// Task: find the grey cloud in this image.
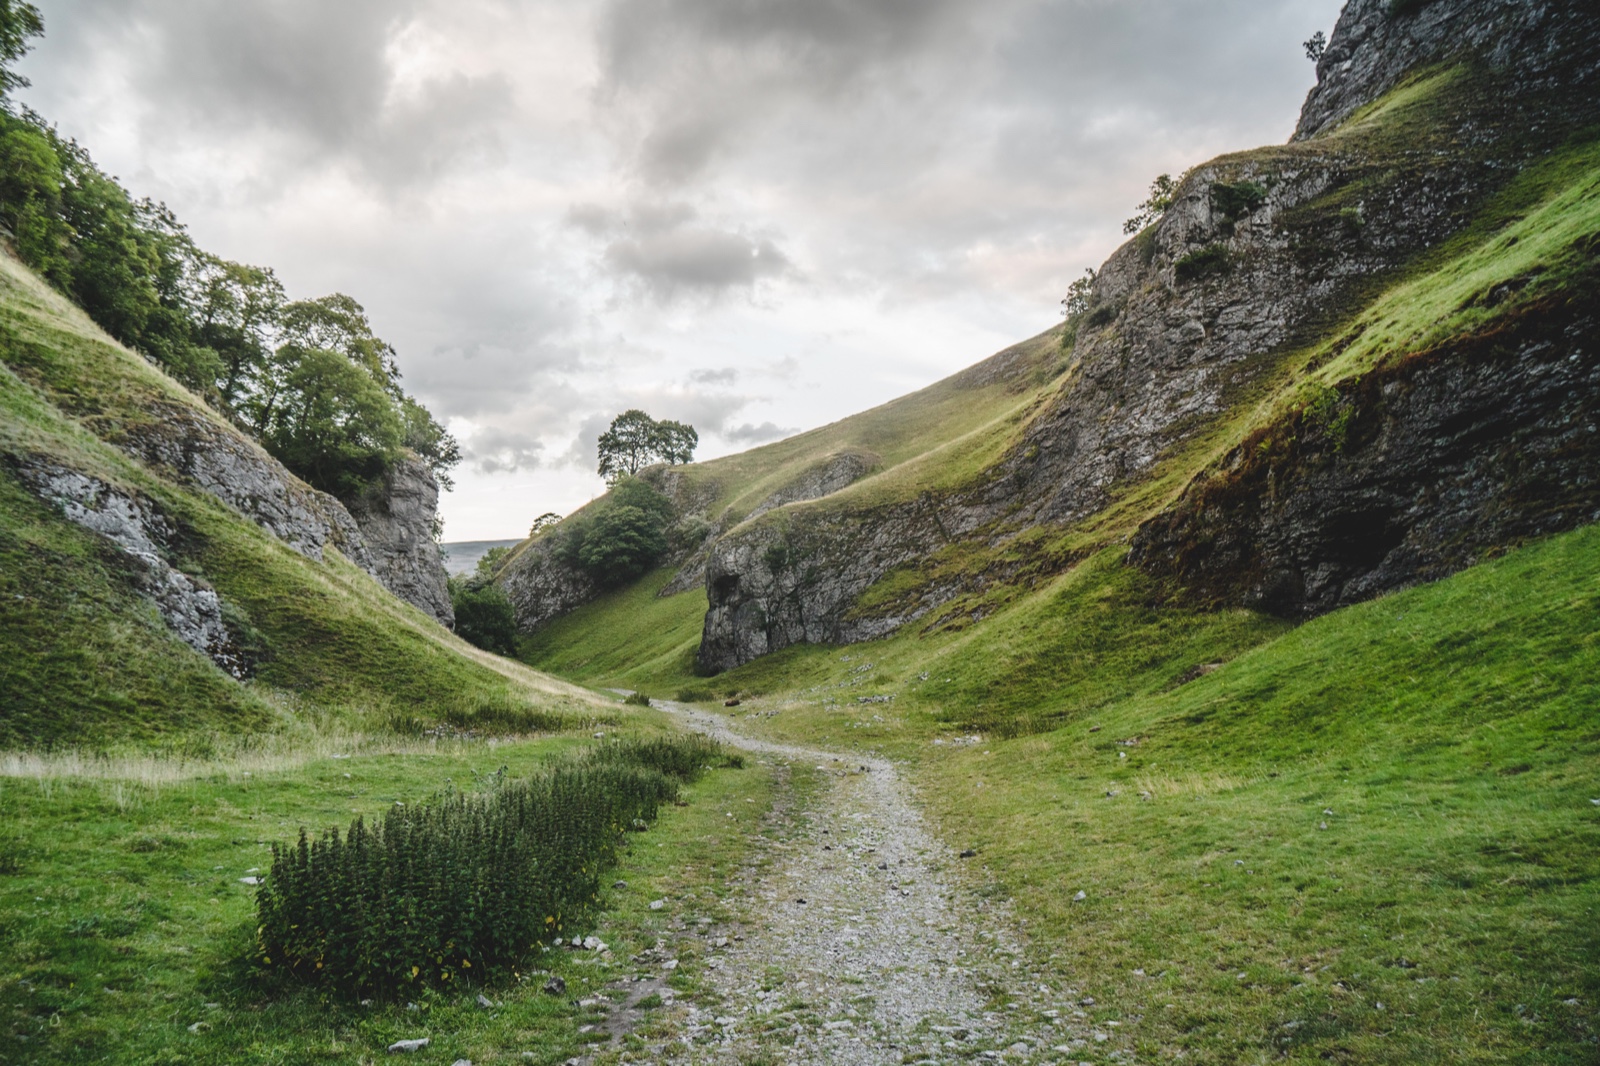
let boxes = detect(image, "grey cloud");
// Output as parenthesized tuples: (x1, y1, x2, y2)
(597, 0, 987, 182)
(559, 411, 614, 473)
(605, 228, 790, 297)
(689, 367, 739, 385)
(723, 421, 795, 444)
(571, 198, 794, 298)
(468, 427, 546, 475)
(30, 0, 509, 191)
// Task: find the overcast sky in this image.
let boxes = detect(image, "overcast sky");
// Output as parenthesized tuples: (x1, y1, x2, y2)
(18, 0, 1342, 540)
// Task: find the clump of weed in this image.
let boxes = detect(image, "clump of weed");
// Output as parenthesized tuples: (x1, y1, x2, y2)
(622, 690, 653, 707)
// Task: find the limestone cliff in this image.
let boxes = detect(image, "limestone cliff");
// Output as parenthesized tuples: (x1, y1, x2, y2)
(693, 0, 1600, 673)
(345, 455, 455, 628)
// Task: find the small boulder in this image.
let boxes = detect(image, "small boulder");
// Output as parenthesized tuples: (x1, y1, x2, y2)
(542, 975, 567, 996)
(387, 1037, 430, 1053)
(958, 849, 977, 858)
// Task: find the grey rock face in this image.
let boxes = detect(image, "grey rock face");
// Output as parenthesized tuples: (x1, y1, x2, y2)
(1295, 0, 1600, 141)
(747, 452, 875, 521)
(15, 460, 252, 677)
(498, 535, 601, 633)
(117, 401, 452, 626)
(1129, 307, 1600, 615)
(346, 454, 454, 627)
(119, 401, 373, 570)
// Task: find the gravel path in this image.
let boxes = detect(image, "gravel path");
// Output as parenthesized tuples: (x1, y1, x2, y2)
(639, 701, 1111, 1065)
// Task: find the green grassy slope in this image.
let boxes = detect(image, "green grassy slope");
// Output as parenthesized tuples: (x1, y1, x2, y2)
(0, 250, 597, 748)
(914, 521, 1600, 1064)
(0, 730, 773, 1065)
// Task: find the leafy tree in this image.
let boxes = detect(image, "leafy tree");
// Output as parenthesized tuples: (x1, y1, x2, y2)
(0, 119, 69, 285)
(450, 577, 519, 656)
(577, 505, 668, 587)
(558, 477, 673, 587)
(1123, 172, 1184, 235)
(0, 0, 42, 95)
(189, 255, 284, 406)
(0, 19, 463, 506)
(1304, 31, 1327, 61)
(256, 347, 405, 497)
(529, 512, 563, 537)
(596, 409, 697, 482)
(277, 293, 401, 391)
(400, 395, 461, 489)
(1060, 268, 1097, 318)
(475, 545, 513, 579)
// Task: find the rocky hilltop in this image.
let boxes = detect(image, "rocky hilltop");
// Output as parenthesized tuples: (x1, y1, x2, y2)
(689, 0, 1599, 672)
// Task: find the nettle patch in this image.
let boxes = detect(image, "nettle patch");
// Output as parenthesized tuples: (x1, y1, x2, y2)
(254, 735, 727, 998)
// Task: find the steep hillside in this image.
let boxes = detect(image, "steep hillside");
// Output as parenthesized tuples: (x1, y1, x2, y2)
(512, 0, 1600, 688)
(0, 248, 596, 747)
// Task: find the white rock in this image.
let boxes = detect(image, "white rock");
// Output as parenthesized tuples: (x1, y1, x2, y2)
(1073, 890, 1087, 902)
(239, 877, 261, 885)
(387, 1037, 429, 1053)
(649, 899, 666, 910)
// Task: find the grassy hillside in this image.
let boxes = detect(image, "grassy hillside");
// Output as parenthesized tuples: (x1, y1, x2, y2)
(653, 518, 1600, 1064)
(0, 248, 597, 747)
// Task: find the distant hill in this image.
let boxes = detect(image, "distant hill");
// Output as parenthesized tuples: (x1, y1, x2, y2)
(441, 538, 525, 577)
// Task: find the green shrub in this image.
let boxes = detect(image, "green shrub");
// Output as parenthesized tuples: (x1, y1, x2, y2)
(450, 579, 519, 656)
(562, 478, 674, 588)
(254, 736, 719, 998)
(1211, 180, 1268, 223)
(622, 691, 652, 706)
(1174, 244, 1232, 283)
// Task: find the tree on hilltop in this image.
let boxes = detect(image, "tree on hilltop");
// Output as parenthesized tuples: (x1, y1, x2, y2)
(596, 409, 697, 483)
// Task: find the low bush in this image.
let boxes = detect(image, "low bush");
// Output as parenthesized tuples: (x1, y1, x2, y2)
(1174, 243, 1232, 283)
(253, 736, 719, 998)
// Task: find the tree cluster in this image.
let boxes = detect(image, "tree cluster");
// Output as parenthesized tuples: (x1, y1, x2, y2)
(596, 409, 697, 483)
(0, 9, 457, 501)
(556, 476, 674, 589)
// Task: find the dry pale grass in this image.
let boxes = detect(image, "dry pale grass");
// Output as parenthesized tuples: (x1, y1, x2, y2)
(0, 729, 521, 786)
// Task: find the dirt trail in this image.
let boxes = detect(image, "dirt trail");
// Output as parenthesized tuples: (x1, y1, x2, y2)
(642, 701, 1110, 1065)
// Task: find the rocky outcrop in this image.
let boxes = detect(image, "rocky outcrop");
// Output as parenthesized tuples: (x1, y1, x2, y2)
(500, 453, 881, 632)
(345, 454, 454, 627)
(1295, 0, 1600, 141)
(499, 536, 601, 633)
(14, 458, 254, 678)
(115, 401, 453, 626)
(1129, 303, 1600, 615)
(693, 0, 1600, 673)
(747, 452, 876, 521)
(117, 400, 373, 569)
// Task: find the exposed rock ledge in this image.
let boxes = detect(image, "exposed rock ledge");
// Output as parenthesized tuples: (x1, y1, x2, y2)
(14, 459, 254, 678)
(116, 401, 453, 627)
